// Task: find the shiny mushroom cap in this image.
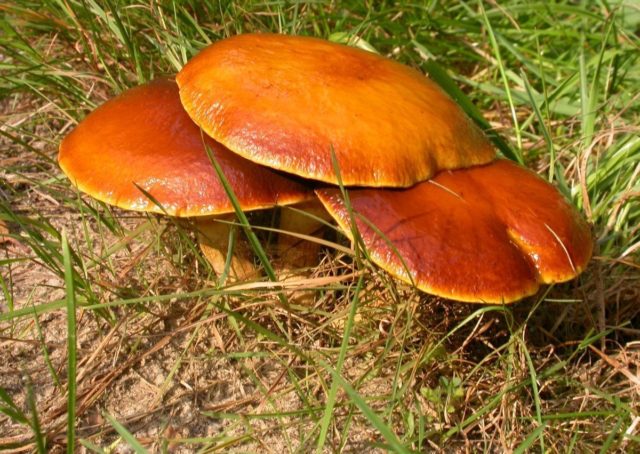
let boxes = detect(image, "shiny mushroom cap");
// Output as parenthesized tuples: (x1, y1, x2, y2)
(58, 79, 312, 217)
(176, 33, 496, 187)
(317, 160, 592, 304)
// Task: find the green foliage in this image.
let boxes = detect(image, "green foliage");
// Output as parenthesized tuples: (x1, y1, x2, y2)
(0, 0, 638, 452)
(420, 375, 465, 417)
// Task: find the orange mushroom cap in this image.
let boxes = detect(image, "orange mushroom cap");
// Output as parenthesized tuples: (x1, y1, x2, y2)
(176, 33, 496, 187)
(58, 79, 311, 217)
(316, 160, 592, 304)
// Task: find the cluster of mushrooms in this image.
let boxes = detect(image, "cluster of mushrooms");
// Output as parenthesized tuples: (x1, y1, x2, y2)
(59, 34, 592, 304)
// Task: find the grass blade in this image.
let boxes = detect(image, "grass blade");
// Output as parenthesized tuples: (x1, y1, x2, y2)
(202, 144, 278, 285)
(62, 231, 77, 454)
(479, 2, 523, 162)
(513, 423, 547, 454)
(25, 377, 47, 453)
(103, 412, 149, 453)
(0, 388, 29, 425)
(316, 274, 364, 452)
(414, 43, 519, 162)
(522, 71, 555, 180)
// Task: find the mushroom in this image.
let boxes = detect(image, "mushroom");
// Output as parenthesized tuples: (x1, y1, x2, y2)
(174, 33, 592, 303)
(176, 33, 495, 187)
(58, 79, 312, 279)
(316, 160, 592, 303)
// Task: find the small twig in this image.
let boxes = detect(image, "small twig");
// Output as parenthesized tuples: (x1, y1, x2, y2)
(588, 344, 640, 390)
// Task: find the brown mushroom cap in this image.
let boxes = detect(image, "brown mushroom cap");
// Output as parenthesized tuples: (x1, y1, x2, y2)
(58, 79, 311, 217)
(316, 160, 592, 303)
(176, 33, 496, 187)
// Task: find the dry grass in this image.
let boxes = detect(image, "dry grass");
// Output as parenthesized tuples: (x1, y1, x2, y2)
(1, 1, 639, 452)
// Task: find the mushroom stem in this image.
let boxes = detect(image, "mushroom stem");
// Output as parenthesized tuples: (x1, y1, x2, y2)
(277, 199, 330, 270)
(195, 215, 257, 281)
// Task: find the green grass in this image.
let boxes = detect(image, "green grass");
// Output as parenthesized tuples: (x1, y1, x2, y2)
(62, 230, 77, 453)
(1, 0, 639, 452)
